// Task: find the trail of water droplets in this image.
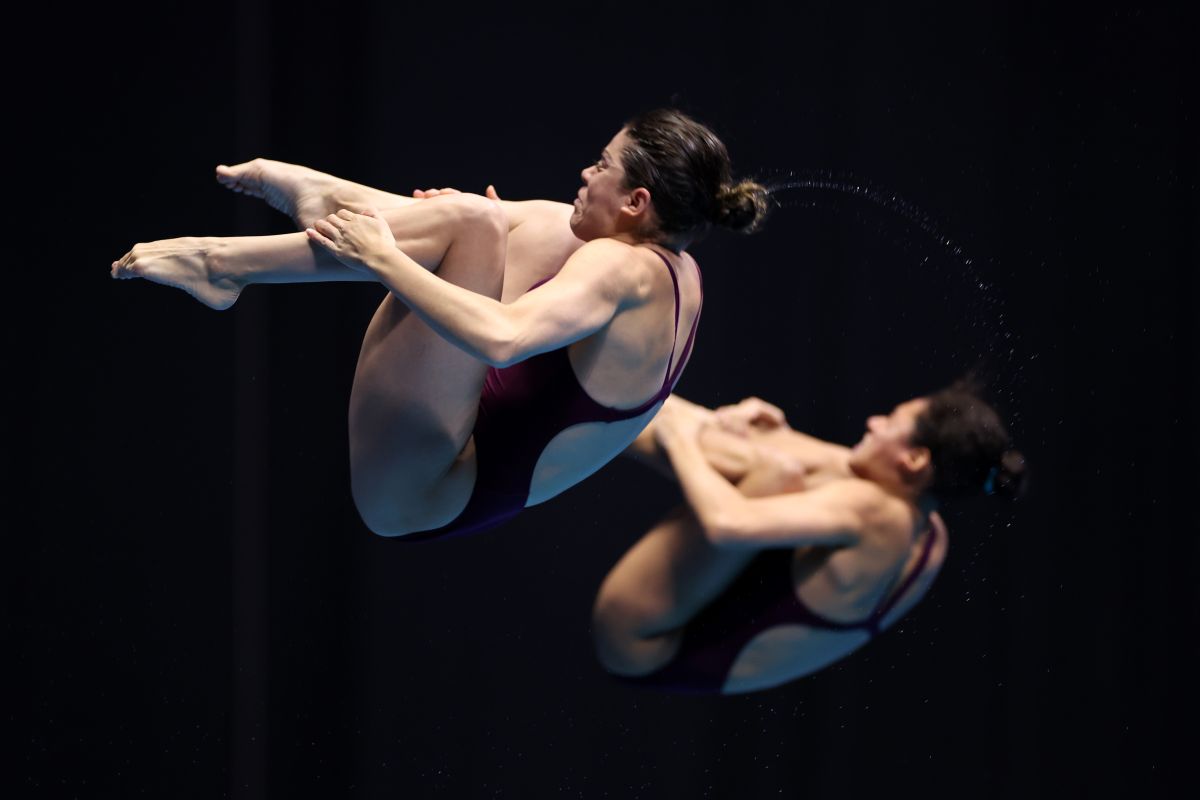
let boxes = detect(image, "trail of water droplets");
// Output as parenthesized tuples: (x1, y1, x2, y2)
(764, 169, 1030, 549)
(763, 169, 1026, 423)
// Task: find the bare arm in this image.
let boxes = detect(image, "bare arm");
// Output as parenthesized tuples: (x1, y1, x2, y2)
(654, 408, 867, 550)
(624, 395, 769, 481)
(309, 212, 645, 367)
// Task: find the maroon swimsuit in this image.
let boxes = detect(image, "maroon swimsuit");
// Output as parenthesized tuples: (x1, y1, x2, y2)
(619, 524, 939, 693)
(401, 251, 702, 542)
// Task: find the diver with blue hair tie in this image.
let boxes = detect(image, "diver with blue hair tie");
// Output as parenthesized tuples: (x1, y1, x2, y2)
(594, 381, 1026, 695)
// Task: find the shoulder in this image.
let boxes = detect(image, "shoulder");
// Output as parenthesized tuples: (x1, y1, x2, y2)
(679, 250, 701, 280)
(818, 478, 913, 542)
(562, 240, 662, 294)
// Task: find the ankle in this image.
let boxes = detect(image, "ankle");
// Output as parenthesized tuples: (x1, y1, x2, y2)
(205, 239, 244, 287)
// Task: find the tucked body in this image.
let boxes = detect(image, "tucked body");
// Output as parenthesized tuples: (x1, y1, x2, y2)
(594, 388, 1023, 694)
(113, 111, 767, 539)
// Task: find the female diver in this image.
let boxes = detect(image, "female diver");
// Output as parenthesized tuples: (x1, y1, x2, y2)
(593, 386, 1025, 694)
(111, 110, 769, 539)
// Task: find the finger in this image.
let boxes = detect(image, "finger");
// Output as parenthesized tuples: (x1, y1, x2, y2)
(305, 227, 336, 249)
(715, 409, 749, 435)
(413, 189, 427, 198)
(361, 206, 379, 218)
(485, 184, 502, 201)
(749, 397, 784, 419)
(336, 209, 356, 221)
(757, 401, 785, 424)
(313, 218, 341, 237)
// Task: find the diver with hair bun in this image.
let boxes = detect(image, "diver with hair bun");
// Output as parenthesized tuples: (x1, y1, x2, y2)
(594, 382, 1026, 694)
(113, 110, 768, 540)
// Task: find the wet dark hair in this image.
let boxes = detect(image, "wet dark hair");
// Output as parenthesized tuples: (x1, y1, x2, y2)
(620, 109, 770, 237)
(911, 380, 1027, 500)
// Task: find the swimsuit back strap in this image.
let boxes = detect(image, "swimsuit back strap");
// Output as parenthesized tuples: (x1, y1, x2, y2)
(652, 250, 682, 389)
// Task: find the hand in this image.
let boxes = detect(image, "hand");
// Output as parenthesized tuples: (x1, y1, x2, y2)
(412, 186, 460, 198)
(652, 399, 712, 448)
(413, 185, 503, 201)
(305, 208, 396, 273)
(714, 397, 786, 436)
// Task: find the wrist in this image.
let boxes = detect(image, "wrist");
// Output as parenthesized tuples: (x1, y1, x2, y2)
(362, 245, 399, 275)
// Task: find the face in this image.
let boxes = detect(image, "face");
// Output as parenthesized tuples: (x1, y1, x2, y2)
(570, 128, 638, 241)
(849, 397, 930, 472)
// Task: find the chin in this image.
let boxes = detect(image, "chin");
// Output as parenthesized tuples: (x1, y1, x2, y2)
(569, 217, 601, 242)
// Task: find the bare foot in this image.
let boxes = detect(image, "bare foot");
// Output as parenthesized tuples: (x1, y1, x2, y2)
(216, 158, 371, 229)
(111, 237, 242, 310)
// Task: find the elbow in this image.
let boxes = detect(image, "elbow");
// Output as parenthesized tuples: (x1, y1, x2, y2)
(701, 511, 751, 550)
(478, 316, 525, 368)
(484, 311, 546, 368)
(486, 337, 522, 368)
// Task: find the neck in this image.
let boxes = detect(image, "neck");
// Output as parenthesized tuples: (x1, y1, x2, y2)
(611, 232, 690, 256)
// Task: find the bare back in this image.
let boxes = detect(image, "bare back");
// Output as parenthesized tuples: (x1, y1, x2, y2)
(499, 221, 703, 504)
(724, 509, 947, 693)
(712, 424, 948, 691)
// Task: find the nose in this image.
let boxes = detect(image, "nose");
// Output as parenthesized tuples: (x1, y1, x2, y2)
(866, 415, 885, 432)
(581, 164, 595, 183)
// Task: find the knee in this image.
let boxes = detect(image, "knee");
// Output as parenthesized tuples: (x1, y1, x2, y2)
(350, 479, 457, 539)
(444, 192, 507, 240)
(591, 592, 654, 676)
(350, 487, 413, 538)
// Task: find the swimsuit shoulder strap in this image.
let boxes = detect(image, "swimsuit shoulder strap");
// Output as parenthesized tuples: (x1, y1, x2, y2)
(648, 249, 703, 398)
(866, 522, 938, 636)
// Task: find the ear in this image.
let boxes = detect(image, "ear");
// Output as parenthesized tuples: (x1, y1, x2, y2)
(899, 446, 933, 485)
(621, 187, 653, 221)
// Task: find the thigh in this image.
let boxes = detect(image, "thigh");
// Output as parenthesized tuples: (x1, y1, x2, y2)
(596, 507, 756, 637)
(592, 507, 755, 674)
(347, 198, 508, 535)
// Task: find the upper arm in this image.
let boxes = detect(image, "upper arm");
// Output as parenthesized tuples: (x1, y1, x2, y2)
(706, 480, 874, 550)
(496, 240, 646, 366)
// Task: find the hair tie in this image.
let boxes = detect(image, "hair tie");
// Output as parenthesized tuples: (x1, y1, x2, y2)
(983, 465, 1000, 495)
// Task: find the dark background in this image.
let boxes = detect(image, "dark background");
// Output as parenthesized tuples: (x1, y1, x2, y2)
(8, 1, 1196, 797)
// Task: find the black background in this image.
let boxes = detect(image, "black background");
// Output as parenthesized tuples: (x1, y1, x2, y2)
(8, 1, 1196, 797)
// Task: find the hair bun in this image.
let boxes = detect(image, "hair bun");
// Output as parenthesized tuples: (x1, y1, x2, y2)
(714, 180, 771, 233)
(992, 449, 1028, 499)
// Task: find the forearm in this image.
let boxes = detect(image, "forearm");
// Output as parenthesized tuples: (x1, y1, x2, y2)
(658, 428, 752, 540)
(660, 429, 860, 549)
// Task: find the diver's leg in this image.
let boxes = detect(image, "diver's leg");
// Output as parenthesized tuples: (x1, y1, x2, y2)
(215, 158, 418, 229)
(111, 194, 500, 310)
(592, 457, 805, 675)
(623, 396, 765, 482)
(346, 194, 509, 536)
